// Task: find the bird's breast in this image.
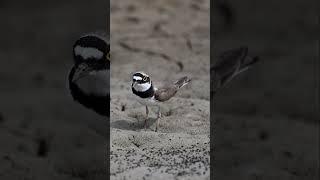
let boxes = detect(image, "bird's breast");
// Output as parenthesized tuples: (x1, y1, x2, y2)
(75, 70, 109, 96)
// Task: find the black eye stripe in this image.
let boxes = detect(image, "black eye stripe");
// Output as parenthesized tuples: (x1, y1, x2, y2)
(133, 79, 146, 83)
(133, 73, 143, 78)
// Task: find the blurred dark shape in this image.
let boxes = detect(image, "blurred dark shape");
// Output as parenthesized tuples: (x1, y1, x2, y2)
(126, 4, 136, 12)
(0, 112, 4, 123)
(214, 0, 235, 28)
(283, 151, 294, 159)
(126, 16, 140, 23)
(211, 46, 259, 95)
(121, 104, 126, 111)
(190, 3, 202, 11)
(153, 21, 170, 37)
(177, 61, 184, 71)
(36, 138, 49, 157)
(32, 72, 45, 88)
(185, 37, 193, 51)
(258, 130, 269, 141)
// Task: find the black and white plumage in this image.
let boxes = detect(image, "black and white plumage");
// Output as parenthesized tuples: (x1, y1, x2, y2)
(68, 32, 110, 117)
(131, 71, 191, 132)
(211, 46, 259, 95)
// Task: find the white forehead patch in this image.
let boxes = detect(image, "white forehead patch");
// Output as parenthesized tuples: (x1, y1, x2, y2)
(74, 46, 104, 60)
(133, 76, 142, 81)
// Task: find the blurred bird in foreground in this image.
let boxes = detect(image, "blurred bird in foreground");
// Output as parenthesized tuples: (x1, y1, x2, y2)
(68, 31, 110, 117)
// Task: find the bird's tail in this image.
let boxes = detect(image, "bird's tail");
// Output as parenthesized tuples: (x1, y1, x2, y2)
(174, 76, 191, 89)
(237, 55, 259, 75)
(211, 47, 259, 95)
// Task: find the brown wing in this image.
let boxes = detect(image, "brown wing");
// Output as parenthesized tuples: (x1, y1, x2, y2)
(154, 76, 191, 102)
(154, 86, 178, 102)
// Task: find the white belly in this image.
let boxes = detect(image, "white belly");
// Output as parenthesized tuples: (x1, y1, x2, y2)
(135, 96, 160, 106)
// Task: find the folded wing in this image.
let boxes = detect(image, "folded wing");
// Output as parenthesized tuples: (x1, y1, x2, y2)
(155, 76, 191, 102)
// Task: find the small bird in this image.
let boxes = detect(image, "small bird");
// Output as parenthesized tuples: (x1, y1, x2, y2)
(211, 46, 259, 95)
(131, 72, 191, 132)
(68, 31, 110, 117)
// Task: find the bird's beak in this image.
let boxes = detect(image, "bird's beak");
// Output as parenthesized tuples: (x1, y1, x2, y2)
(132, 81, 137, 87)
(72, 63, 93, 82)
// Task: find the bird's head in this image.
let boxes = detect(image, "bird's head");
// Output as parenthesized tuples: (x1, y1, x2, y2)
(131, 71, 152, 92)
(71, 32, 110, 83)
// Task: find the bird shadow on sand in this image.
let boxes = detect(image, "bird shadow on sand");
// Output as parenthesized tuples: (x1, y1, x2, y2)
(110, 117, 158, 131)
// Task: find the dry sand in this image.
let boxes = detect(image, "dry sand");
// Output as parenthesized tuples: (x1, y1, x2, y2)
(110, 0, 210, 179)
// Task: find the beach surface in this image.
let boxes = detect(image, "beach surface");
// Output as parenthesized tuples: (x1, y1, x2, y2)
(110, 0, 210, 179)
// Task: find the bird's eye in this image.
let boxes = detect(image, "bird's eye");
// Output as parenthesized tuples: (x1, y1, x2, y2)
(143, 76, 147, 81)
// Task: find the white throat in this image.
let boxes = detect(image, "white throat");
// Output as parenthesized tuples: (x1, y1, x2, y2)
(133, 82, 152, 92)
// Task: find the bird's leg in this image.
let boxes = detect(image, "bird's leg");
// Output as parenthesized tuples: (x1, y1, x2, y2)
(155, 106, 161, 132)
(144, 106, 149, 129)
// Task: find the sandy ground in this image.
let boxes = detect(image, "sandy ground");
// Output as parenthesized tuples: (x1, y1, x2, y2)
(110, 0, 210, 179)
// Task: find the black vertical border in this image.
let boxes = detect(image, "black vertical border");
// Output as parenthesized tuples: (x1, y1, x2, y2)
(314, 13, 320, 180)
(210, 1, 214, 180)
(106, 0, 110, 179)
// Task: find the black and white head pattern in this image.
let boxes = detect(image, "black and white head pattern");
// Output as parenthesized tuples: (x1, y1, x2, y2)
(73, 32, 110, 66)
(131, 71, 155, 98)
(68, 32, 110, 116)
